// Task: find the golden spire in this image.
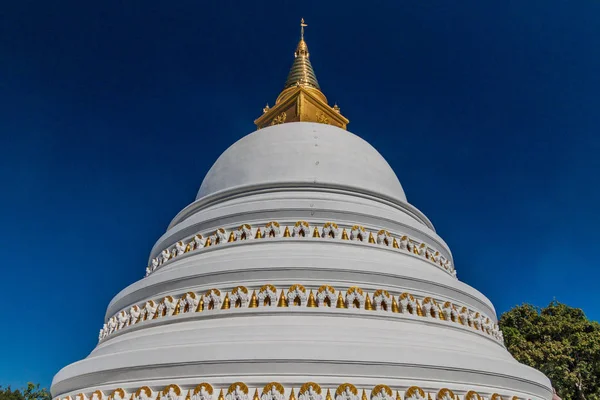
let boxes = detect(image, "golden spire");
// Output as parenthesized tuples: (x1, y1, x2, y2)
(254, 19, 349, 130)
(283, 18, 320, 91)
(300, 18, 307, 40)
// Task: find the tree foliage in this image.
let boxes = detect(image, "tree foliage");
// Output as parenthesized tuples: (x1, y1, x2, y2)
(499, 301, 600, 400)
(0, 383, 52, 400)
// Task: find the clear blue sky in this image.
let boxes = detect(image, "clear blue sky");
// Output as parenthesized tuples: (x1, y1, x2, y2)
(2, 0, 599, 390)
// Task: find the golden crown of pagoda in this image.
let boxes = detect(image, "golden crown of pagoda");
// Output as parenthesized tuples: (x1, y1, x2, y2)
(254, 19, 349, 130)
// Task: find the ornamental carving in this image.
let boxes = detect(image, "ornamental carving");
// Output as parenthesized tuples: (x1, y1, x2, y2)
(145, 221, 456, 279)
(287, 284, 308, 306)
(346, 287, 365, 309)
(179, 292, 200, 313)
(293, 221, 310, 237)
(459, 306, 470, 326)
(472, 311, 483, 330)
(373, 290, 392, 311)
(133, 387, 153, 400)
(129, 305, 141, 325)
(376, 230, 392, 246)
(117, 310, 128, 329)
(317, 285, 336, 307)
(157, 296, 177, 317)
(335, 385, 358, 400)
(144, 300, 158, 320)
(236, 224, 253, 240)
(322, 222, 339, 238)
(226, 383, 249, 400)
(465, 392, 482, 400)
(422, 297, 440, 318)
(416, 243, 427, 257)
(483, 317, 494, 335)
(371, 386, 393, 400)
(61, 385, 527, 400)
(258, 284, 278, 306)
(270, 112, 287, 126)
(193, 234, 205, 250)
(108, 389, 126, 400)
(98, 284, 502, 343)
(160, 249, 171, 266)
(445, 302, 460, 322)
(192, 384, 214, 400)
(175, 241, 186, 257)
(430, 250, 441, 264)
(231, 286, 250, 308)
(350, 225, 366, 241)
(210, 228, 228, 245)
(316, 111, 329, 124)
(299, 383, 322, 400)
(203, 289, 222, 310)
(399, 293, 417, 315)
(404, 388, 426, 400)
(264, 221, 281, 238)
(261, 383, 285, 400)
(436, 390, 455, 400)
(160, 385, 182, 400)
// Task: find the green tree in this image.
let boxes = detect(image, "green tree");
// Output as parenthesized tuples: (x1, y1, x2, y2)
(0, 383, 52, 400)
(499, 301, 600, 400)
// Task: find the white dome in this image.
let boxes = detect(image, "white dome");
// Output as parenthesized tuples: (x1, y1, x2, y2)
(197, 122, 407, 202)
(52, 123, 552, 400)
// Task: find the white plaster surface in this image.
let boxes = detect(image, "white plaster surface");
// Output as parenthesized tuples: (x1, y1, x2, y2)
(196, 123, 407, 203)
(109, 241, 494, 319)
(51, 122, 552, 400)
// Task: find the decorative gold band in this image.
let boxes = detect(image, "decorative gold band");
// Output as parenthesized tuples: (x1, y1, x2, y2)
(58, 383, 518, 400)
(100, 284, 502, 343)
(146, 221, 455, 278)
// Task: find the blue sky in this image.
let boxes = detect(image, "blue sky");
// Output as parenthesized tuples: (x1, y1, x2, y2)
(1, 0, 599, 390)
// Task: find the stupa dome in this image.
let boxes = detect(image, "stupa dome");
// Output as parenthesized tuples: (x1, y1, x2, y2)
(52, 19, 552, 400)
(197, 123, 408, 203)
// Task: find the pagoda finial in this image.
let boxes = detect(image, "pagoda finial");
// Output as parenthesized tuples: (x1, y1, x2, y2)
(300, 18, 307, 40)
(253, 19, 349, 130)
(284, 18, 317, 90)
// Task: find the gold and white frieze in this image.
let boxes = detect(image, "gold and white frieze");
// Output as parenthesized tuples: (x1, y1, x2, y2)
(145, 221, 456, 279)
(56, 383, 527, 400)
(98, 283, 502, 343)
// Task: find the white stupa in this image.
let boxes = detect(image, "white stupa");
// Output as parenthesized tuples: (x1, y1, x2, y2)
(52, 20, 552, 400)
